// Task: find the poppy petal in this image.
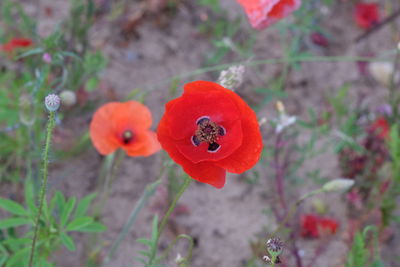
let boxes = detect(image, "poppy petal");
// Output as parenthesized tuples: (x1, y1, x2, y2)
(175, 119, 243, 163)
(89, 103, 121, 155)
(90, 101, 158, 156)
(113, 101, 153, 133)
(167, 82, 241, 141)
(214, 87, 263, 173)
(157, 114, 226, 188)
(237, 0, 301, 30)
(124, 131, 161, 156)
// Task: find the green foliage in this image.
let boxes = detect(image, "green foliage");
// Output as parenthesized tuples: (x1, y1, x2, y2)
(135, 215, 163, 267)
(346, 231, 368, 267)
(0, 186, 106, 265)
(346, 226, 383, 267)
(381, 124, 400, 226)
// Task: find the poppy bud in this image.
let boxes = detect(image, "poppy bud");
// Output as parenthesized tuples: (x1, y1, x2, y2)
(60, 90, 77, 107)
(322, 178, 354, 193)
(44, 94, 60, 112)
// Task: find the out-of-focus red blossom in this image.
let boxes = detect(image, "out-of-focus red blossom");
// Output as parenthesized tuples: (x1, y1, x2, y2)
(301, 214, 339, 238)
(157, 81, 263, 189)
(236, 0, 301, 30)
(379, 179, 390, 194)
(90, 101, 161, 156)
(354, 2, 380, 30)
(369, 117, 390, 139)
(310, 32, 329, 47)
(356, 53, 374, 76)
(0, 38, 33, 53)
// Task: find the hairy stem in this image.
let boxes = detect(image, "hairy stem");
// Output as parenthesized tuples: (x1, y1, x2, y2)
(28, 111, 56, 267)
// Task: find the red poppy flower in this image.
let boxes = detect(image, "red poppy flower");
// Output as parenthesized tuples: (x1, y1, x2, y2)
(369, 117, 390, 139)
(157, 81, 263, 189)
(354, 3, 379, 30)
(301, 214, 339, 238)
(236, 0, 301, 30)
(90, 101, 161, 156)
(0, 38, 33, 53)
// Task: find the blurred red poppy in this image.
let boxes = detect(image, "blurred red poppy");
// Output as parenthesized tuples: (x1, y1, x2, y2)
(90, 101, 161, 157)
(369, 117, 390, 139)
(157, 81, 262, 188)
(301, 214, 339, 238)
(0, 38, 33, 53)
(236, 0, 301, 30)
(354, 3, 379, 29)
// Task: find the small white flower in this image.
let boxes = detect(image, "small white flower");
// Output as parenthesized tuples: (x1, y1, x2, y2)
(217, 64, 245, 90)
(175, 253, 184, 264)
(275, 113, 297, 134)
(368, 62, 400, 88)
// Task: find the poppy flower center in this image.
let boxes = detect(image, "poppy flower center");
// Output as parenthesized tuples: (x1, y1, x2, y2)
(122, 130, 134, 144)
(191, 116, 225, 152)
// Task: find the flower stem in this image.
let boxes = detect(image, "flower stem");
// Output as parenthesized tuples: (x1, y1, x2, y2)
(157, 176, 192, 238)
(28, 111, 56, 267)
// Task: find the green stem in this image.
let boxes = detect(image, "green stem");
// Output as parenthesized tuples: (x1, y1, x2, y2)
(104, 178, 163, 263)
(157, 176, 192, 239)
(28, 111, 56, 267)
(154, 234, 194, 265)
(270, 255, 277, 267)
(148, 176, 192, 266)
(272, 189, 323, 236)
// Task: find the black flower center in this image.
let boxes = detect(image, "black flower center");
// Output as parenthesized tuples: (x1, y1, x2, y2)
(191, 116, 225, 152)
(122, 130, 134, 144)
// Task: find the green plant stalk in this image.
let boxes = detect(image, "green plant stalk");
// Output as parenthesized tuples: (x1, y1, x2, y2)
(154, 234, 194, 265)
(270, 254, 277, 267)
(28, 111, 56, 267)
(148, 176, 192, 265)
(272, 188, 323, 236)
(104, 178, 163, 263)
(157, 176, 192, 238)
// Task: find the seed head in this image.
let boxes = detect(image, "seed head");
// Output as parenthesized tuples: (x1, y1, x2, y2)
(45, 94, 60, 112)
(266, 237, 283, 257)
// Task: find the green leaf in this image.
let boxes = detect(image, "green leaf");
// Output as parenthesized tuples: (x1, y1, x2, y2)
(60, 197, 76, 227)
(5, 246, 30, 267)
(0, 198, 27, 216)
(54, 191, 66, 210)
(0, 218, 31, 229)
(75, 222, 106, 233)
(74, 193, 96, 218)
(65, 217, 93, 231)
(84, 77, 99, 92)
(16, 48, 44, 59)
(136, 238, 152, 247)
(60, 232, 76, 251)
(137, 250, 151, 258)
(151, 215, 158, 243)
(24, 178, 37, 215)
(135, 257, 147, 264)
